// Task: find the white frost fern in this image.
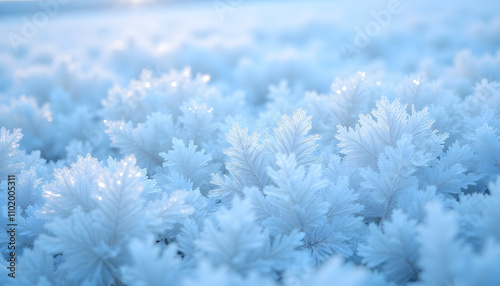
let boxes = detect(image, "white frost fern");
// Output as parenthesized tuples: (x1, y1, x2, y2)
(337, 96, 447, 170)
(264, 108, 320, 166)
(220, 123, 270, 189)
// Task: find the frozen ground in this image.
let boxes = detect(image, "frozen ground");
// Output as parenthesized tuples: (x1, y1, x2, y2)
(1, 0, 500, 285)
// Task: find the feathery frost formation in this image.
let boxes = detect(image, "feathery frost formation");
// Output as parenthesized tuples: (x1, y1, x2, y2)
(1, 70, 500, 285)
(0, 1, 500, 284)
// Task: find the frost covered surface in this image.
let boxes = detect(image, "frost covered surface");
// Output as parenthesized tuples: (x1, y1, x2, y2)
(1, 0, 500, 285)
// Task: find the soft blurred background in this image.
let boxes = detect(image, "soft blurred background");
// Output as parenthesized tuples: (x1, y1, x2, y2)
(1, 0, 498, 97)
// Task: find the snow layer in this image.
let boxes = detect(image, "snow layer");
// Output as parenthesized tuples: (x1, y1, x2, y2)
(0, 0, 499, 285)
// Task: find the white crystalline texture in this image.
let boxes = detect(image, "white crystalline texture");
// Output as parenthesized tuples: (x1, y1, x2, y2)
(0, 0, 499, 285)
